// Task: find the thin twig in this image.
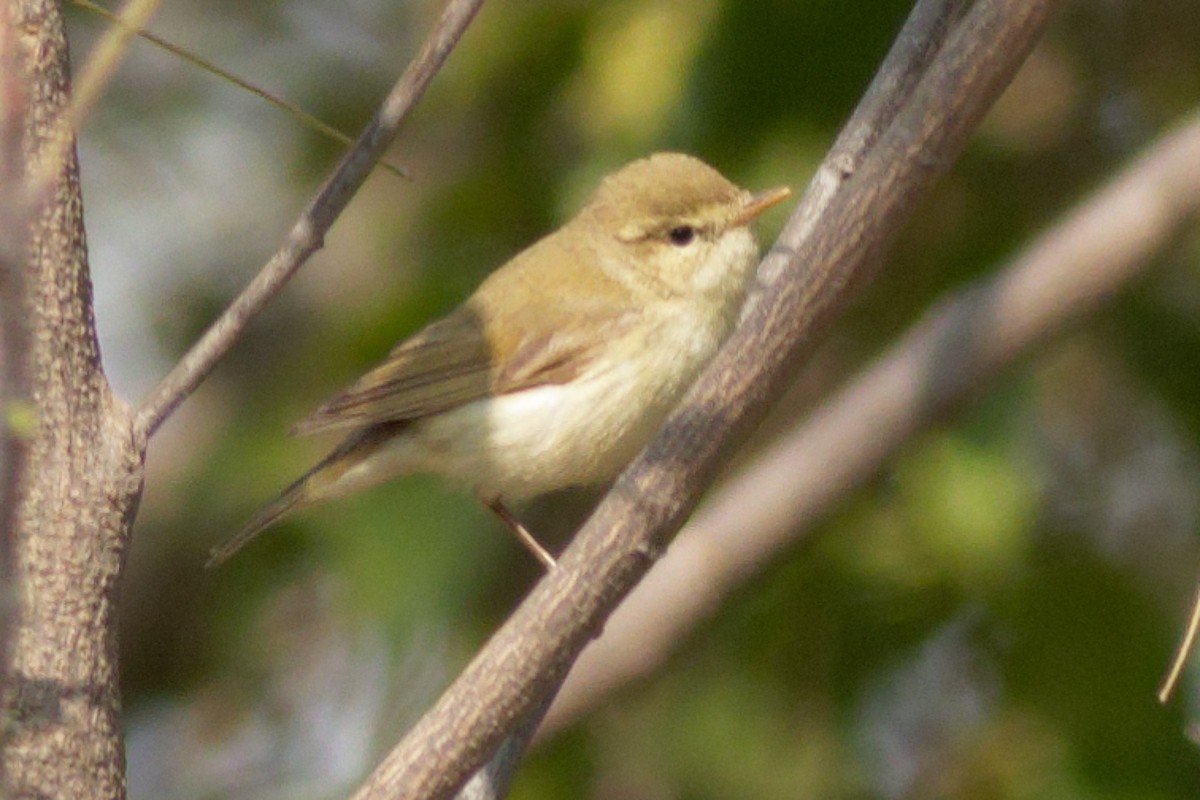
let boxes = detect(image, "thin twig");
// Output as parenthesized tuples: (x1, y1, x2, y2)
(134, 0, 487, 440)
(348, 1, 1062, 798)
(547, 107, 1200, 731)
(69, 0, 409, 179)
(1160, 578, 1200, 703)
(26, 0, 164, 200)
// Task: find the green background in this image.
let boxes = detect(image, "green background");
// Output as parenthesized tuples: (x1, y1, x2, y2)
(67, 1, 1200, 797)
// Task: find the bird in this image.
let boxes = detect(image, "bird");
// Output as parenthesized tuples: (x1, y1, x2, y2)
(208, 153, 789, 569)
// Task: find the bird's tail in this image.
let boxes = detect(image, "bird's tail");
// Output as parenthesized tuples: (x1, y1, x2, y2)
(206, 425, 402, 568)
(205, 468, 314, 568)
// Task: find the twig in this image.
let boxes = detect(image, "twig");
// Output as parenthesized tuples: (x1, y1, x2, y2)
(69, 0, 409, 179)
(347, 1, 1062, 798)
(133, 0, 487, 440)
(26, 0, 164, 200)
(1161, 577, 1200, 702)
(546, 107, 1200, 731)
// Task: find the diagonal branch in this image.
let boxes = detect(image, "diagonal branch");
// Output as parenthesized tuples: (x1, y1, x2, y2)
(133, 0, 487, 441)
(450, 0, 970, 791)
(545, 106, 1200, 733)
(349, 0, 1063, 798)
(453, 684, 560, 800)
(786, 0, 968, 244)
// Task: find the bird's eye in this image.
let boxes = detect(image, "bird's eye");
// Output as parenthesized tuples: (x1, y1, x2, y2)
(667, 225, 696, 246)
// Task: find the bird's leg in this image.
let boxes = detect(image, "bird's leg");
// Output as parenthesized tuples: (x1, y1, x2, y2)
(478, 494, 557, 570)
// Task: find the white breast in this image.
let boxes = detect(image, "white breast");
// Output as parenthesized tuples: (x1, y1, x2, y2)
(344, 226, 759, 500)
(362, 301, 729, 499)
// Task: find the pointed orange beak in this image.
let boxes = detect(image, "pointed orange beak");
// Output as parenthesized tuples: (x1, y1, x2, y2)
(734, 185, 791, 225)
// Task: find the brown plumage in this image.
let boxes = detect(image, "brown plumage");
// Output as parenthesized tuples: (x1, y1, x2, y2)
(209, 153, 789, 568)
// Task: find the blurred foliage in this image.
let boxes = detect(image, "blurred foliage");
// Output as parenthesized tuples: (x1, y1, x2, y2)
(62, 0, 1200, 797)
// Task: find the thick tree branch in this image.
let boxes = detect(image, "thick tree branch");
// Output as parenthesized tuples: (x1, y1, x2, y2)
(133, 0, 487, 440)
(3, 2, 483, 795)
(0, 3, 31, 718)
(546, 106, 1200, 733)
(451, 0, 970, 788)
(3, 1, 145, 798)
(454, 686, 559, 800)
(349, 1, 1063, 798)
(788, 0, 968, 243)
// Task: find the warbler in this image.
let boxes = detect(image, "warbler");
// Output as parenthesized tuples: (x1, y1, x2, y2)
(209, 153, 789, 568)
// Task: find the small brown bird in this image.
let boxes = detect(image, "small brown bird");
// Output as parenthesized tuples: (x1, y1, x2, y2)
(209, 153, 789, 568)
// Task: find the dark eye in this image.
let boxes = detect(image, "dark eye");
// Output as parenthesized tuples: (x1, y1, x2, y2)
(667, 225, 696, 246)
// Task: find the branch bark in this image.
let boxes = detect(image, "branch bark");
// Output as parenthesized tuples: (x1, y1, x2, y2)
(455, 0, 969, 784)
(349, 0, 1063, 798)
(545, 105, 1200, 734)
(0, 3, 33, 738)
(2, 2, 144, 798)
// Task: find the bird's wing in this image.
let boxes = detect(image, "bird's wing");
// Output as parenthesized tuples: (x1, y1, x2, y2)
(292, 307, 493, 435)
(292, 300, 636, 436)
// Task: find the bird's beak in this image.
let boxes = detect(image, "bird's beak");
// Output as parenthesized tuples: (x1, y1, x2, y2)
(734, 185, 791, 225)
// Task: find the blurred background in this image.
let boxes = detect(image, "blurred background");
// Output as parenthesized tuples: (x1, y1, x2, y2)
(66, 0, 1200, 797)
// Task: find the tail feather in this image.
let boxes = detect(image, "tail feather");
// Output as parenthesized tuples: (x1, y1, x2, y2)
(207, 423, 406, 568)
(206, 472, 310, 568)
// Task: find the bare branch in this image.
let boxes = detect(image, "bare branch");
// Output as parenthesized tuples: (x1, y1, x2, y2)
(0, 0, 31, 703)
(348, 1, 1063, 798)
(547, 106, 1200, 732)
(3, 1, 145, 796)
(453, 0, 969, 780)
(25, 0, 165, 202)
(69, 0, 409, 179)
(454, 687, 559, 800)
(788, 0, 968, 243)
(1162, 576, 1200, 702)
(133, 0, 487, 440)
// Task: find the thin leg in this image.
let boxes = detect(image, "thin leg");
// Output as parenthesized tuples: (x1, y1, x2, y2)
(479, 495, 557, 570)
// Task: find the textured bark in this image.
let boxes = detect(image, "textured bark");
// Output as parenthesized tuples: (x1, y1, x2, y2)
(2, 1, 144, 798)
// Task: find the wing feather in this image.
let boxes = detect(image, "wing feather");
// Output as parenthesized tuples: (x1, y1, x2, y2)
(295, 227, 643, 435)
(293, 301, 637, 435)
